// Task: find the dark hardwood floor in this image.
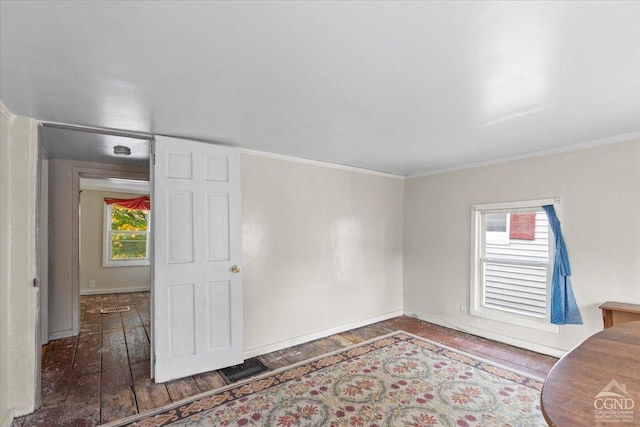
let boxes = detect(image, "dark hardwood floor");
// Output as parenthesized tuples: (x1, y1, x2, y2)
(12, 292, 558, 426)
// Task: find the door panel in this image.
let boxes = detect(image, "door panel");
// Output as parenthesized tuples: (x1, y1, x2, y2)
(153, 136, 243, 382)
(206, 193, 230, 261)
(208, 281, 231, 349)
(168, 283, 196, 357)
(167, 191, 194, 263)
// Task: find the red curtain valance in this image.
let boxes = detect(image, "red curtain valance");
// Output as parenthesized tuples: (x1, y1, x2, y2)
(104, 195, 150, 211)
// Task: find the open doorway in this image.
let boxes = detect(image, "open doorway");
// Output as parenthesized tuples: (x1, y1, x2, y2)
(40, 125, 152, 344)
(37, 125, 154, 423)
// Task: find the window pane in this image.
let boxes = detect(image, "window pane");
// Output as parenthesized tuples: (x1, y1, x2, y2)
(484, 212, 549, 262)
(483, 261, 547, 318)
(481, 210, 550, 319)
(111, 205, 149, 231)
(111, 232, 148, 260)
(485, 213, 507, 232)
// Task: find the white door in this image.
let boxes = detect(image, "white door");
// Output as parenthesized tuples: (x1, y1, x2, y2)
(152, 136, 243, 382)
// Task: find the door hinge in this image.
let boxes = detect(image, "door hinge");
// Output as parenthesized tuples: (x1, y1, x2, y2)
(33, 277, 38, 287)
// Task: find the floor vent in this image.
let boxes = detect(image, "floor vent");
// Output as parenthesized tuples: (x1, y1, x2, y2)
(219, 358, 269, 384)
(100, 306, 130, 314)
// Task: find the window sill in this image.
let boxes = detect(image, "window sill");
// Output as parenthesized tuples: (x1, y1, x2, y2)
(103, 260, 150, 268)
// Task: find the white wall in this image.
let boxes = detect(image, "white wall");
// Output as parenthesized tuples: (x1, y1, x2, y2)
(79, 190, 151, 294)
(241, 152, 405, 355)
(404, 138, 640, 355)
(0, 102, 39, 425)
(48, 159, 149, 340)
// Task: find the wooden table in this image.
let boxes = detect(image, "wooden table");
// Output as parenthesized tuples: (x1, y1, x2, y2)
(541, 321, 640, 426)
(600, 301, 640, 329)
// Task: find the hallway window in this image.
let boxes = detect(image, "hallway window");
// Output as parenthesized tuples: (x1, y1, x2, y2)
(104, 204, 150, 266)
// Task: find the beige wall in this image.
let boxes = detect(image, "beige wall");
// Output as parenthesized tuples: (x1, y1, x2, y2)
(48, 159, 149, 340)
(0, 102, 39, 425)
(241, 152, 405, 355)
(79, 190, 150, 294)
(403, 138, 640, 355)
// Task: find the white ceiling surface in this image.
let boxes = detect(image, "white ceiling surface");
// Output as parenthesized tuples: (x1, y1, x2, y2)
(1, 1, 639, 176)
(41, 127, 150, 166)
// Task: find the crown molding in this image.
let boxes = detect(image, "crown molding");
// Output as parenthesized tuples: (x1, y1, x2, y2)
(408, 131, 640, 179)
(240, 148, 405, 180)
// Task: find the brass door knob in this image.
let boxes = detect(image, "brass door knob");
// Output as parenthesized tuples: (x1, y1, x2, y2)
(231, 265, 240, 273)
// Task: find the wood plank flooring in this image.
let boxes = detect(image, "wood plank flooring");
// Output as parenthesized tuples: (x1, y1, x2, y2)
(13, 292, 558, 426)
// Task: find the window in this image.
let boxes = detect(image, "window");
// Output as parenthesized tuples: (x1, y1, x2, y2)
(470, 199, 559, 332)
(104, 203, 150, 267)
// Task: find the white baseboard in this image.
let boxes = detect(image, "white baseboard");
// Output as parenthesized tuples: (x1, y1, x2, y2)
(4, 401, 36, 425)
(49, 329, 73, 341)
(242, 310, 404, 359)
(1, 409, 14, 427)
(406, 310, 567, 358)
(80, 286, 150, 296)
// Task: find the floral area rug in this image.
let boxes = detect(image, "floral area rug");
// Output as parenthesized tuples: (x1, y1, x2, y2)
(110, 332, 546, 427)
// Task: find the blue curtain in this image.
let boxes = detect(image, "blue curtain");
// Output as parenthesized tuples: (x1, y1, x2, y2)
(543, 205, 583, 325)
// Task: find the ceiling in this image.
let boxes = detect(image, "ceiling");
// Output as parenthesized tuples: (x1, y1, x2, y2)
(41, 126, 150, 166)
(1, 1, 639, 176)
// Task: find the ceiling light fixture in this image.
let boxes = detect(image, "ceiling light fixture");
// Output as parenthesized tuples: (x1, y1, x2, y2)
(113, 145, 132, 156)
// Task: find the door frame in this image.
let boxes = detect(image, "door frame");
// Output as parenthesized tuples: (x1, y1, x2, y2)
(36, 123, 154, 410)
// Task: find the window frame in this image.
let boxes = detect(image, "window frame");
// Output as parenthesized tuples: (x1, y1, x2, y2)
(470, 198, 560, 333)
(103, 202, 151, 267)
